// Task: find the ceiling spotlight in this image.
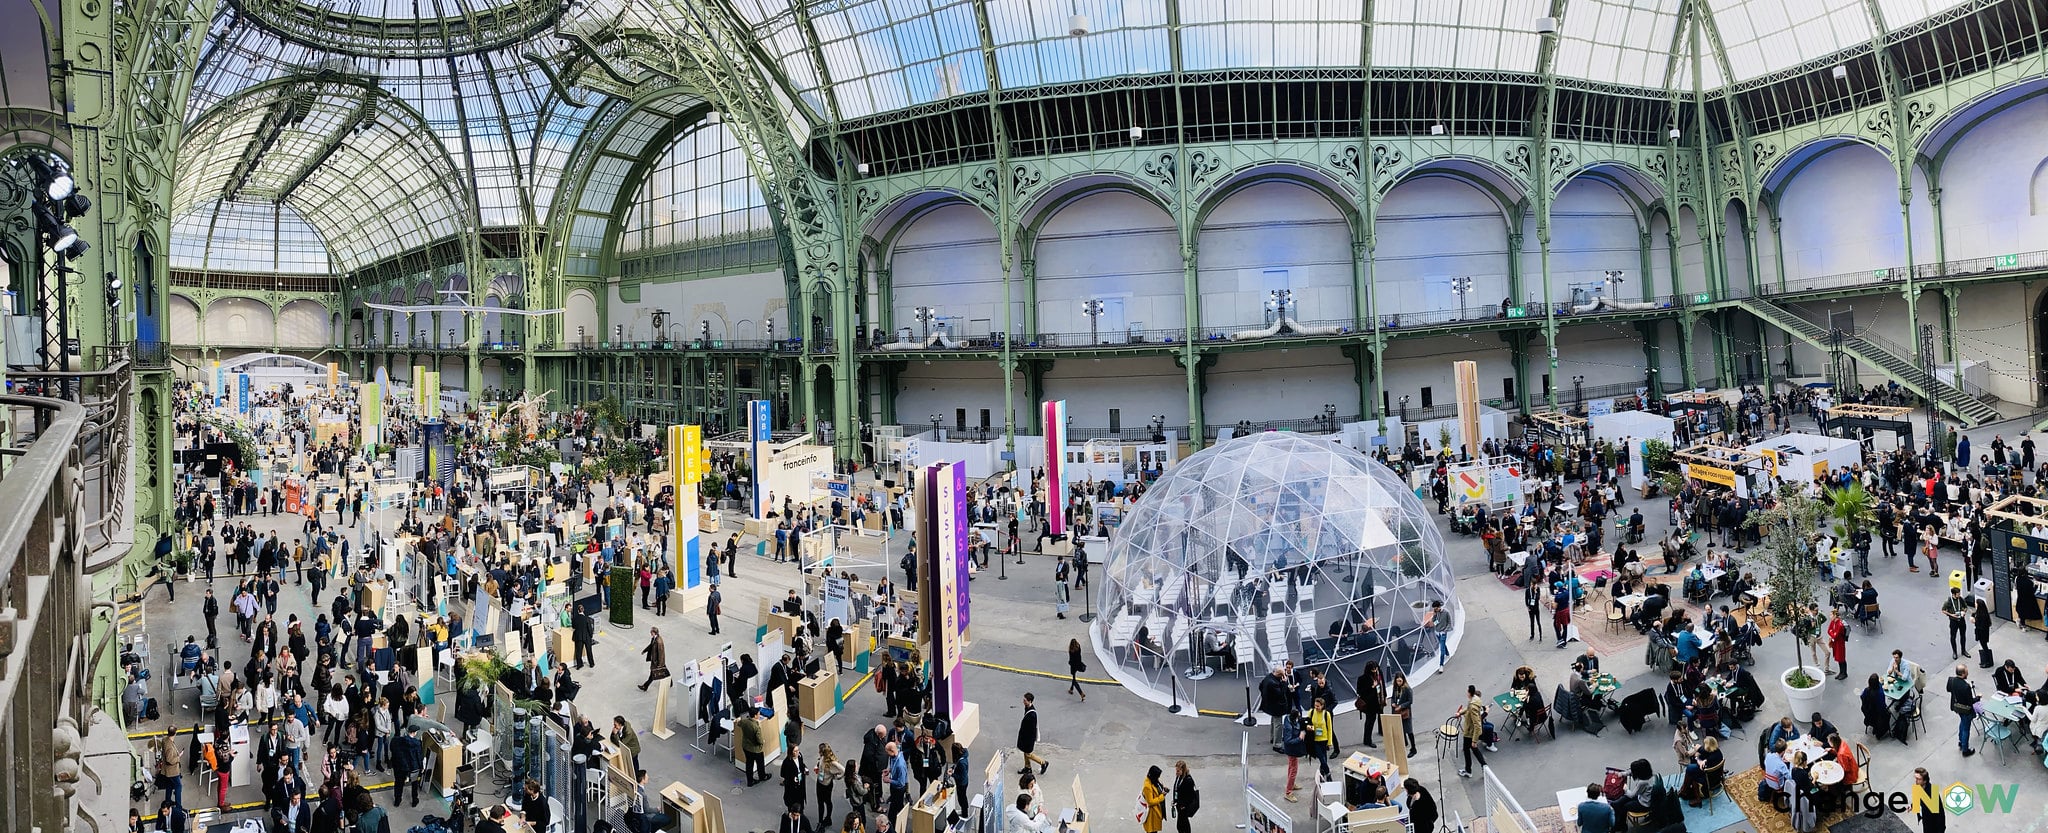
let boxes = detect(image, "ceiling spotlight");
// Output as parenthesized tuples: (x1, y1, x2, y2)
(25, 156, 72, 200)
(1430, 122, 1446, 136)
(108, 278, 123, 292)
(1069, 13, 1090, 36)
(65, 192, 91, 217)
(1128, 125, 1143, 139)
(1831, 64, 1848, 81)
(1535, 16, 1558, 34)
(856, 162, 870, 175)
(60, 238, 89, 260)
(51, 225, 79, 251)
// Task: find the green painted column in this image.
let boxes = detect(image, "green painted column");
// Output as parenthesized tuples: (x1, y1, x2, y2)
(1182, 242, 1204, 449)
(1637, 321, 1664, 394)
(1678, 313, 1699, 389)
(1020, 257, 1038, 339)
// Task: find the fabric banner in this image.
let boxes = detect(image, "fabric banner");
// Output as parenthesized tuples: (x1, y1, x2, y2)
(823, 576, 851, 630)
(749, 399, 772, 519)
(1043, 400, 1067, 537)
(326, 362, 338, 389)
(670, 424, 704, 589)
(424, 371, 441, 420)
(361, 383, 383, 452)
(237, 374, 250, 414)
(924, 460, 970, 719)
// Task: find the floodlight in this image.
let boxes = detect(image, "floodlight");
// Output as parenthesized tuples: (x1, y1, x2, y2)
(51, 226, 79, 252)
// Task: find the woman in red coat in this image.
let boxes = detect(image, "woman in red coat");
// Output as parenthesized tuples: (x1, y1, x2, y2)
(1826, 607, 1850, 681)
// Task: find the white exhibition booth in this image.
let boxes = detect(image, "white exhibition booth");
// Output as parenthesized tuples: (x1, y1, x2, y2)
(897, 431, 1180, 483)
(1591, 410, 1676, 491)
(1744, 432, 1864, 492)
(1366, 406, 1511, 455)
(758, 437, 835, 507)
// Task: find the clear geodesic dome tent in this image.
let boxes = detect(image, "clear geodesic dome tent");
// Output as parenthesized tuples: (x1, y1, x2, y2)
(1091, 432, 1462, 714)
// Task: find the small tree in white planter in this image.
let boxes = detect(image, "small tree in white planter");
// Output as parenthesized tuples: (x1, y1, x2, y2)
(1749, 484, 1829, 715)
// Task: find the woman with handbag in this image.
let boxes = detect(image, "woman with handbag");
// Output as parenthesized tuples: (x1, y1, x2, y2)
(1138, 765, 1167, 833)
(1067, 640, 1087, 702)
(1355, 663, 1385, 748)
(1389, 674, 1415, 750)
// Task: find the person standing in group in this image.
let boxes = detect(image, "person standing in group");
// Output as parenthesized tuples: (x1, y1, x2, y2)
(1403, 779, 1438, 833)
(886, 741, 910, 822)
(1138, 765, 1167, 833)
(1169, 760, 1198, 833)
(1016, 693, 1048, 774)
(1524, 581, 1542, 642)
(654, 568, 673, 616)
(1355, 663, 1385, 748)
(1457, 685, 1488, 777)
(707, 586, 723, 635)
(740, 709, 771, 786)
(1053, 564, 1071, 620)
(1948, 665, 1980, 756)
(638, 628, 670, 691)
(1387, 674, 1416, 751)
(1067, 640, 1088, 701)
(814, 743, 843, 829)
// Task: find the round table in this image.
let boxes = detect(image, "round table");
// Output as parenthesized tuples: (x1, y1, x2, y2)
(1811, 760, 1844, 786)
(1783, 738, 1828, 765)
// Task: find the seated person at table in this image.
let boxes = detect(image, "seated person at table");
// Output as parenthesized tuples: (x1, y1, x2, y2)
(1617, 758, 1658, 816)
(2027, 700, 2048, 753)
(1760, 740, 1792, 801)
(1633, 590, 1669, 632)
(1857, 582, 1880, 622)
(1808, 712, 1840, 746)
(1132, 625, 1162, 662)
(1994, 659, 2028, 697)
(1731, 573, 1761, 608)
(1575, 784, 1615, 833)
(1764, 717, 1802, 753)
(1683, 565, 1711, 598)
(1355, 780, 1394, 810)
(1834, 578, 1862, 611)
(1206, 629, 1238, 673)
(1510, 666, 1538, 696)
(1572, 648, 1601, 679)
(1688, 691, 1726, 738)
(1674, 628, 1703, 664)
(1681, 736, 1724, 807)
(1824, 732, 1857, 793)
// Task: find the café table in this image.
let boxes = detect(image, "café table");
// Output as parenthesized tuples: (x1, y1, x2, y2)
(1882, 675, 1915, 704)
(1557, 789, 1600, 825)
(1811, 760, 1844, 786)
(1783, 737, 1827, 765)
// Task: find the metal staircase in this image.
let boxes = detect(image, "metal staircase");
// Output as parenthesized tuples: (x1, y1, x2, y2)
(1738, 298, 2002, 427)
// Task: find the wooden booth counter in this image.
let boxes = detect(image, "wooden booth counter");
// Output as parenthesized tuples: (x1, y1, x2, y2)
(798, 667, 837, 727)
(660, 781, 725, 833)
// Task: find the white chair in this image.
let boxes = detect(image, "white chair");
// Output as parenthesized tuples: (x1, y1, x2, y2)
(465, 735, 494, 778)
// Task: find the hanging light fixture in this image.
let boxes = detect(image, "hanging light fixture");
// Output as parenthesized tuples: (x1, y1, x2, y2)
(1128, 125, 1143, 139)
(1831, 64, 1848, 81)
(1069, 1, 1089, 35)
(706, 110, 723, 124)
(1430, 122, 1446, 136)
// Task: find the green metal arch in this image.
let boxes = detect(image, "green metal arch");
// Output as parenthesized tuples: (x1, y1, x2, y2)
(1191, 167, 1363, 241)
(1921, 78, 2048, 168)
(1757, 133, 1893, 194)
(865, 187, 999, 265)
(1017, 174, 1175, 242)
(1377, 160, 1525, 232)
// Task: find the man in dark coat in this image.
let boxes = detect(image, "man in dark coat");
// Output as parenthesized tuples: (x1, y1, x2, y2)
(1016, 693, 1046, 774)
(390, 726, 426, 807)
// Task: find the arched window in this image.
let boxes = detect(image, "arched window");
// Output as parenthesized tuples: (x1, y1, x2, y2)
(618, 123, 769, 253)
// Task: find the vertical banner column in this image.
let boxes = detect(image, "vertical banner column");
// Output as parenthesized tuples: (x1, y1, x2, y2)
(212, 359, 224, 407)
(1042, 400, 1068, 538)
(922, 460, 973, 721)
(424, 371, 441, 420)
(237, 374, 250, 414)
(749, 399, 773, 519)
(669, 423, 707, 611)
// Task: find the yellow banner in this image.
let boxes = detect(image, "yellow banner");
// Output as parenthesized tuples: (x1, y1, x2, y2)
(412, 366, 426, 410)
(1688, 464, 1736, 488)
(682, 424, 704, 483)
(326, 362, 338, 389)
(361, 383, 383, 450)
(424, 371, 441, 419)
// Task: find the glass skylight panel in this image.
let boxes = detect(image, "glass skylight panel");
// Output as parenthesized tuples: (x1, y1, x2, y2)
(618, 123, 766, 254)
(990, 0, 1168, 87)
(1556, 0, 1680, 87)
(1712, 0, 1869, 80)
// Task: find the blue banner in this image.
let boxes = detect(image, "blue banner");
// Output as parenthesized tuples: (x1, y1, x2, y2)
(749, 399, 772, 518)
(237, 374, 250, 414)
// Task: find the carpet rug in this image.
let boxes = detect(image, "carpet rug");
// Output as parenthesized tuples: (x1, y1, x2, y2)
(1827, 810, 1913, 833)
(1724, 767, 1856, 833)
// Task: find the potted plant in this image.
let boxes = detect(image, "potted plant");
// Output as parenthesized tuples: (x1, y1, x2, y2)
(1750, 484, 1830, 717)
(1826, 481, 1875, 577)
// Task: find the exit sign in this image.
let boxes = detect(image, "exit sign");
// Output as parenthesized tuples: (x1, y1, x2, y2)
(1505, 306, 1528, 318)
(1691, 293, 1712, 304)
(1996, 254, 2020, 268)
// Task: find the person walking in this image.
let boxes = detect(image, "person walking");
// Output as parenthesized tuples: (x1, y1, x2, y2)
(1947, 665, 1980, 757)
(815, 743, 842, 829)
(1139, 765, 1167, 833)
(1169, 761, 1198, 833)
(1016, 693, 1048, 774)
(1306, 697, 1334, 781)
(1457, 685, 1488, 777)
(638, 628, 670, 691)
(1524, 581, 1542, 641)
(1913, 767, 1945, 833)
(1066, 639, 1087, 701)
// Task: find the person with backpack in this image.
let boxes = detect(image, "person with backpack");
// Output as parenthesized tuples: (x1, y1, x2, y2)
(1170, 760, 1199, 833)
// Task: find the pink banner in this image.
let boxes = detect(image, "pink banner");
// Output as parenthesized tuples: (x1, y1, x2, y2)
(1043, 400, 1066, 537)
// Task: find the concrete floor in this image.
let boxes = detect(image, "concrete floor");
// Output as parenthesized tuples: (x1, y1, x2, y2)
(124, 406, 2048, 832)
